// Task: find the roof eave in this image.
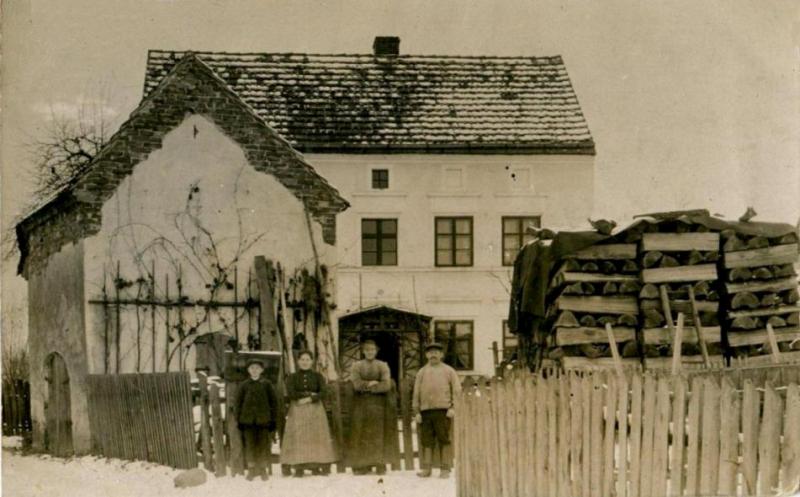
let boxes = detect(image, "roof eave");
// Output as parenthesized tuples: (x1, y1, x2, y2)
(295, 141, 596, 156)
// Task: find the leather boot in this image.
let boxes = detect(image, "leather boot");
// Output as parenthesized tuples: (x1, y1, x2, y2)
(417, 448, 433, 477)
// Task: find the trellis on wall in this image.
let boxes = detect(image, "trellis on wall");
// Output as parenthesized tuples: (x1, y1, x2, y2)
(88, 261, 261, 374)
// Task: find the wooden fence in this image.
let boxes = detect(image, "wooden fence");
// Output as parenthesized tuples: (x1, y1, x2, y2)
(2, 380, 31, 437)
(86, 372, 197, 469)
(455, 368, 800, 497)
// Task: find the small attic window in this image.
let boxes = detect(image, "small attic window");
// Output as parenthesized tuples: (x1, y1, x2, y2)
(500, 91, 518, 100)
(372, 169, 389, 189)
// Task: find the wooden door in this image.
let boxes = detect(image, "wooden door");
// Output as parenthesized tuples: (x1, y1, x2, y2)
(45, 353, 73, 456)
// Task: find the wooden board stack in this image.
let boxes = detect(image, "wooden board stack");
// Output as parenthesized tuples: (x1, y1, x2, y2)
(721, 230, 800, 358)
(638, 228, 724, 360)
(550, 243, 641, 362)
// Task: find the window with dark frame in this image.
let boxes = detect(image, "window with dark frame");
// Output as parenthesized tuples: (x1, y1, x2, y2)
(502, 320, 518, 361)
(502, 216, 542, 266)
(435, 217, 473, 267)
(371, 169, 389, 189)
(361, 219, 398, 266)
(434, 320, 474, 370)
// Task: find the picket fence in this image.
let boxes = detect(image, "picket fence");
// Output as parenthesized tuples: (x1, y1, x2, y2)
(455, 369, 800, 497)
(86, 372, 197, 469)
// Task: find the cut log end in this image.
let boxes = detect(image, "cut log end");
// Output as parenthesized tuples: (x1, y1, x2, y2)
(746, 236, 769, 250)
(617, 314, 638, 327)
(579, 315, 597, 328)
(659, 255, 680, 268)
(730, 316, 759, 330)
(555, 311, 580, 328)
(753, 267, 774, 280)
(621, 260, 640, 273)
(643, 251, 663, 269)
(731, 292, 760, 310)
(602, 282, 618, 295)
(766, 316, 787, 328)
(686, 250, 704, 266)
(640, 283, 660, 299)
(724, 235, 746, 252)
(729, 268, 753, 282)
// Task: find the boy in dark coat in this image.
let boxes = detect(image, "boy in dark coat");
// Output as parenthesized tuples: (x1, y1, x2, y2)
(236, 358, 278, 480)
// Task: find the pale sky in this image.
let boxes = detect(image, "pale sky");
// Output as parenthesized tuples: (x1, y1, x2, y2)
(2, 0, 799, 333)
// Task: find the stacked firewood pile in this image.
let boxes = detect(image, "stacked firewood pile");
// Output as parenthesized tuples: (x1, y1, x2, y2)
(638, 224, 723, 361)
(537, 211, 800, 369)
(549, 243, 641, 361)
(721, 230, 800, 358)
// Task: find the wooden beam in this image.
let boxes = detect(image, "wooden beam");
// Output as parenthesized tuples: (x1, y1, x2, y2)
(604, 323, 625, 377)
(640, 299, 718, 313)
(735, 350, 800, 367)
(766, 324, 782, 364)
(688, 285, 712, 368)
(728, 305, 800, 319)
(725, 277, 798, 295)
(568, 244, 638, 260)
(561, 356, 641, 370)
(556, 296, 639, 315)
(642, 233, 720, 252)
(560, 272, 639, 284)
(642, 327, 722, 345)
(254, 256, 280, 351)
(724, 243, 798, 269)
(671, 313, 685, 375)
(727, 326, 800, 347)
(556, 326, 636, 346)
(642, 264, 718, 283)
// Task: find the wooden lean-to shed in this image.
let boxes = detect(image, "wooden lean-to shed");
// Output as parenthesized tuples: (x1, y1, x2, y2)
(15, 53, 349, 456)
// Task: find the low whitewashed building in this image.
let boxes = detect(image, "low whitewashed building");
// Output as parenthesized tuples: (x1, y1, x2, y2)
(16, 54, 348, 455)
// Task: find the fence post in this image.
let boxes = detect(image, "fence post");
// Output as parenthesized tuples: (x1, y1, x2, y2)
(209, 383, 227, 476)
(758, 382, 783, 494)
(782, 383, 800, 493)
(225, 381, 244, 475)
(197, 373, 213, 471)
(400, 378, 415, 470)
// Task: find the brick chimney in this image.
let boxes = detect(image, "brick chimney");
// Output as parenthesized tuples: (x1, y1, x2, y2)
(373, 36, 400, 56)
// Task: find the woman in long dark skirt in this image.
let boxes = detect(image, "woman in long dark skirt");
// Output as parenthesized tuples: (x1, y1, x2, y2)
(346, 339, 396, 475)
(280, 350, 338, 477)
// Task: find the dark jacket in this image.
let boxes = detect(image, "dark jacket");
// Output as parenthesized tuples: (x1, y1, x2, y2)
(508, 241, 552, 334)
(236, 377, 278, 428)
(285, 370, 325, 402)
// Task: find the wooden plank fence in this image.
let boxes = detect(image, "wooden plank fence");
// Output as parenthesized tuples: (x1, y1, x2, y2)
(456, 368, 800, 497)
(86, 372, 197, 469)
(2, 380, 31, 437)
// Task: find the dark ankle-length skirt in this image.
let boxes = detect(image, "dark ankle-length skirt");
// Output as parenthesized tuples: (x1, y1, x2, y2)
(280, 400, 338, 465)
(346, 391, 398, 468)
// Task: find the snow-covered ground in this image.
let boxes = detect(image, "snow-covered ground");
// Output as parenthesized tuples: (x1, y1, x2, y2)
(2, 437, 455, 497)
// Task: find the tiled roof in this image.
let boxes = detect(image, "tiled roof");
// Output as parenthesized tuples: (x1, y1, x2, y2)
(144, 50, 594, 154)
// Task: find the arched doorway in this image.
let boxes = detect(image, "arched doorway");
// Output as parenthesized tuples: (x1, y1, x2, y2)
(338, 305, 432, 385)
(44, 352, 73, 456)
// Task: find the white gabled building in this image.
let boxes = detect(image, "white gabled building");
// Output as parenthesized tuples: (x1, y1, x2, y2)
(145, 36, 595, 378)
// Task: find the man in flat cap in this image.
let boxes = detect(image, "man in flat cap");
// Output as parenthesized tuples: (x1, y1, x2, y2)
(413, 342, 461, 478)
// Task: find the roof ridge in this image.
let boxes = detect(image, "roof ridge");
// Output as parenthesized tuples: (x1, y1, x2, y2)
(147, 49, 564, 62)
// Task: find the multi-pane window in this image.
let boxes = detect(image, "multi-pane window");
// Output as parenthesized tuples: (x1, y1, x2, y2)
(435, 217, 473, 267)
(502, 216, 542, 266)
(371, 169, 389, 189)
(502, 320, 518, 361)
(434, 321, 474, 370)
(362, 219, 397, 266)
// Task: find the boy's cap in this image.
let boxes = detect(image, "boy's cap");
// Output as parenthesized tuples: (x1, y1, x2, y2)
(424, 342, 444, 351)
(245, 358, 265, 368)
